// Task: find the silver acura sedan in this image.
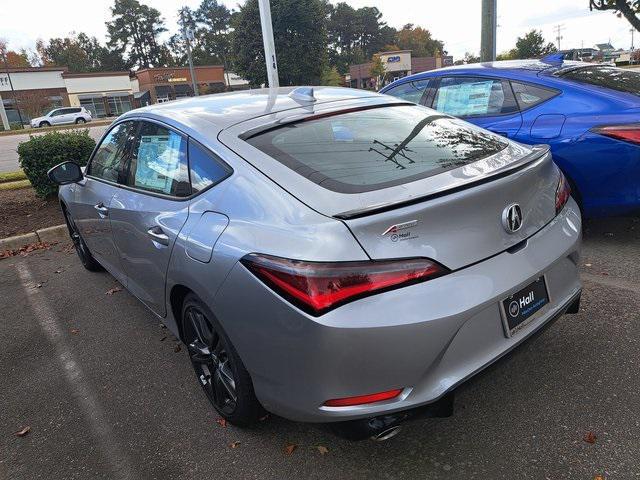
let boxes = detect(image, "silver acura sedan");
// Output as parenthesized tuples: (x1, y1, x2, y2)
(48, 87, 582, 441)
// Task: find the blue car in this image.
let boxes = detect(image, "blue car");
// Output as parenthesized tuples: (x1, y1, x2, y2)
(380, 58, 640, 217)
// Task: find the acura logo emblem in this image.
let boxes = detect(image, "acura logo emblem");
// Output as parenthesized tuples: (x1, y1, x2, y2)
(502, 204, 523, 233)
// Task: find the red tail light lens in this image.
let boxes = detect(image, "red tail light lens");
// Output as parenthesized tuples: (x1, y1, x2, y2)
(241, 254, 449, 315)
(323, 389, 404, 407)
(555, 171, 571, 214)
(592, 124, 640, 145)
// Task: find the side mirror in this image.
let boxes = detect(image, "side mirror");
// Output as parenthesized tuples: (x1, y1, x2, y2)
(47, 161, 84, 185)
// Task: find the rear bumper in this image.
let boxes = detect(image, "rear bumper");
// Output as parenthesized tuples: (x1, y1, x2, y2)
(213, 200, 582, 422)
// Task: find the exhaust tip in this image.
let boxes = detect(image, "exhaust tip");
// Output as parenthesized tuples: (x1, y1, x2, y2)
(371, 425, 402, 442)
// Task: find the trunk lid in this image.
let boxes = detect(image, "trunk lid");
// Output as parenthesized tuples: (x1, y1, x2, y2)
(341, 148, 559, 270)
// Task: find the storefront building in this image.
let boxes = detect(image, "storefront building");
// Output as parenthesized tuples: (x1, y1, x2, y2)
(135, 66, 225, 104)
(0, 67, 69, 128)
(64, 72, 135, 118)
(349, 50, 454, 90)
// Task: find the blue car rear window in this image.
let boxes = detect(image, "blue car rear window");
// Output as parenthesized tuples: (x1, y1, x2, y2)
(560, 66, 640, 95)
(245, 105, 508, 194)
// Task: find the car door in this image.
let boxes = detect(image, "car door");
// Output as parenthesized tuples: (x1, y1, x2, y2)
(49, 109, 66, 125)
(109, 120, 191, 316)
(71, 121, 137, 283)
(430, 76, 523, 138)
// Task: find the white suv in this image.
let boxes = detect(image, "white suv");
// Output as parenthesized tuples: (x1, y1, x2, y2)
(30, 107, 93, 128)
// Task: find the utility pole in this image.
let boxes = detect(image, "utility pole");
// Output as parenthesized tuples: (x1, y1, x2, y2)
(0, 47, 24, 128)
(258, 0, 279, 88)
(555, 24, 564, 51)
(182, 27, 199, 96)
(480, 0, 497, 62)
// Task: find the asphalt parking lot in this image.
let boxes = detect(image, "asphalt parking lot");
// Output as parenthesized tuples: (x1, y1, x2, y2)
(1, 217, 639, 480)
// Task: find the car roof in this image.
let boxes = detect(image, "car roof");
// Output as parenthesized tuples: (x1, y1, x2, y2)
(120, 86, 382, 131)
(387, 59, 593, 84)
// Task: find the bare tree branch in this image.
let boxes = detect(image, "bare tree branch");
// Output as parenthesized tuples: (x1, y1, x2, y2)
(590, 0, 640, 32)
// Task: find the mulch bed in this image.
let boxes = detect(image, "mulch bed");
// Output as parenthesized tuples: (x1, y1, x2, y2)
(0, 187, 64, 238)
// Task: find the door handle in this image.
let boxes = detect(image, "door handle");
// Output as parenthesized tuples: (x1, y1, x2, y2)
(94, 203, 109, 217)
(147, 226, 170, 246)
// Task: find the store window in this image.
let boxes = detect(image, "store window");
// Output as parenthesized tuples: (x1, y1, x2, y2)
(80, 97, 106, 118)
(107, 95, 132, 116)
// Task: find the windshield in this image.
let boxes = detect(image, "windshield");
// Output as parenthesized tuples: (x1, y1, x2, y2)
(244, 105, 508, 193)
(559, 66, 640, 95)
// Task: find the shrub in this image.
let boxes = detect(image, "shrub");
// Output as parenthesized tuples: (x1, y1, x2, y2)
(18, 130, 96, 198)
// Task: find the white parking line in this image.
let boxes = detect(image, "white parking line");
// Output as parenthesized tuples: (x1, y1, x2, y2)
(16, 263, 137, 480)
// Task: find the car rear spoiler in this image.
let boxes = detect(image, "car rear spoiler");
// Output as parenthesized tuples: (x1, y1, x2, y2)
(334, 145, 551, 220)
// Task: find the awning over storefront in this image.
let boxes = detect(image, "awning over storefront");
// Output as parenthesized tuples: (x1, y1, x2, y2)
(133, 90, 150, 99)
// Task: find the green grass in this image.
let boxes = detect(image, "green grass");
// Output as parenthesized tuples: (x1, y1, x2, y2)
(0, 179, 31, 191)
(0, 170, 27, 183)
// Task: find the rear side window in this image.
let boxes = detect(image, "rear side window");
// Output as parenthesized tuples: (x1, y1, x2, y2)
(383, 80, 429, 104)
(127, 122, 190, 197)
(510, 82, 559, 110)
(245, 105, 508, 193)
(560, 66, 640, 94)
(188, 140, 232, 193)
(434, 77, 518, 117)
(88, 121, 136, 183)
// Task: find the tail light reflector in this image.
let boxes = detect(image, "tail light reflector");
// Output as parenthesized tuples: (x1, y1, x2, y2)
(555, 170, 571, 214)
(323, 389, 404, 407)
(591, 124, 640, 145)
(241, 254, 449, 315)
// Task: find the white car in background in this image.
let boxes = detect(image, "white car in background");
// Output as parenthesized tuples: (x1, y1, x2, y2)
(30, 107, 92, 128)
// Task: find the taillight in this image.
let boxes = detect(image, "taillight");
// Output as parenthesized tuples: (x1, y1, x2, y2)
(591, 124, 640, 145)
(241, 254, 449, 315)
(555, 171, 571, 214)
(323, 389, 404, 407)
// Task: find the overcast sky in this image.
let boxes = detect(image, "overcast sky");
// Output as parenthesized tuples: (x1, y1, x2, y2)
(0, 0, 635, 60)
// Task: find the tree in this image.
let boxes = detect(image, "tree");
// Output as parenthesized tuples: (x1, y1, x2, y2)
(512, 30, 556, 59)
(454, 51, 480, 65)
(396, 24, 445, 57)
(231, 0, 327, 86)
(106, 0, 169, 68)
(369, 54, 386, 89)
(196, 0, 233, 69)
(320, 66, 343, 86)
(326, 3, 396, 74)
(590, 0, 640, 31)
(496, 49, 517, 60)
(36, 33, 128, 72)
(0, 40, 32, 67)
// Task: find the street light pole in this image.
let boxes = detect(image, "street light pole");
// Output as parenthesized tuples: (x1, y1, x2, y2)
(480, 0, 497, 62)
(258, 0, 279, 88)
(183, 27, 199, 96)
(1, 48, 25, 128)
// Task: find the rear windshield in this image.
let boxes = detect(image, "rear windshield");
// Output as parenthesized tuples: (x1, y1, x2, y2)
(560, 66, 640, 95)
(245, 105, 508, 193)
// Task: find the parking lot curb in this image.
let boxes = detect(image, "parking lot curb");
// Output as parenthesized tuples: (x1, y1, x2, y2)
(0, 224, 66, 253)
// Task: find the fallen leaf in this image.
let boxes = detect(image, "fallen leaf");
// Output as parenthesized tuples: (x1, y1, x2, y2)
(105, 286, 122, 295)
(33, 283, 43, 289)
(594, 475, 605, 480)
(284, 444, 297, 455)
(229, 441, 241, 449)
(70, 329, 80, 335)
(174, 344, 182, 353)
(583, 431, 597, 444)
(316, 445, 329, 455)
(159, 336, 167, 342)
(584, 263, 592, 267)
(54, 269, 63, 274)
(14, 426, 31, 437)
(216, 418, 227, 428)
(259, 414, 270, 422)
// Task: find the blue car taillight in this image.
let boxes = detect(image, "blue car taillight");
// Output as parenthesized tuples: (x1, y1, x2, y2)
(591, 124, 640, 145)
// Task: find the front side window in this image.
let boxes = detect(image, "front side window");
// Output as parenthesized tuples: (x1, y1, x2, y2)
(245, 105, 508, 193)
(383, 80, 429, 104)
(510, 81, 559, 110)
(433, 77, 518, 117)
(559, 66, 640, 95)
(127, 122, 190, 197)
(88, 121, 136, 182)
(50, 109, 65, 117)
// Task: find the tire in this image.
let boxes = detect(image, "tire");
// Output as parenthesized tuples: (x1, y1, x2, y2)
(182, 293, 264, 426)
(75, 118, 86, 124)
(39, 121, 50, 128)
(62, 207, 103, 272)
